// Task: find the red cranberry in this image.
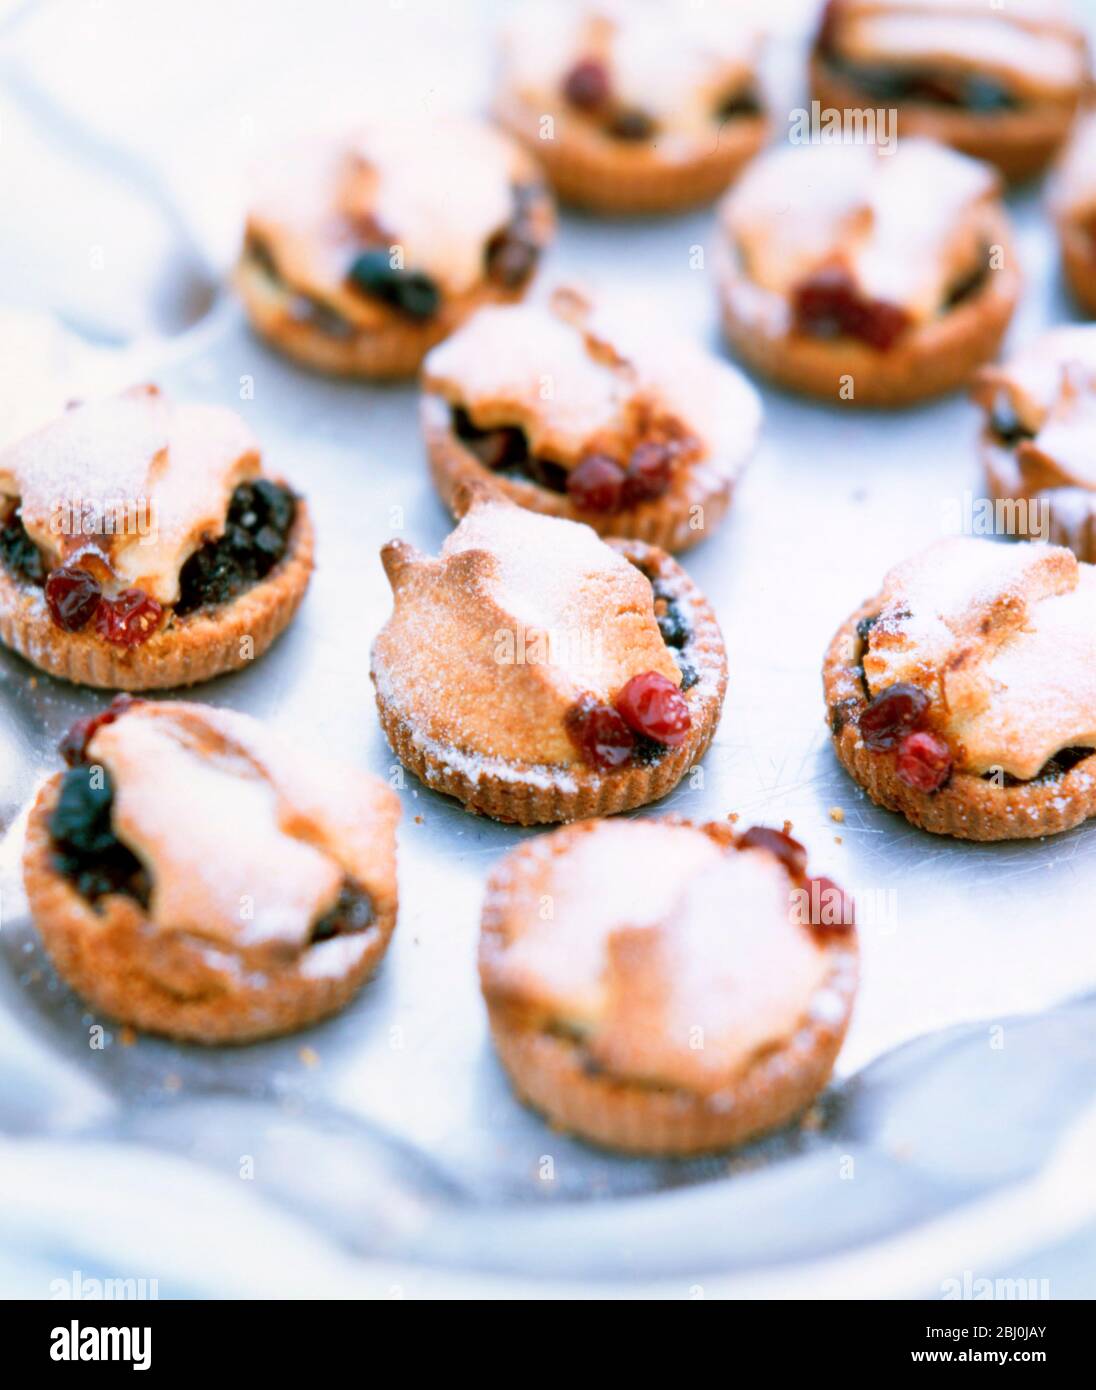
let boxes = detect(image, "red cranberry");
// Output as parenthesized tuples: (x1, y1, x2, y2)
(622, 441, 674, 506)
(59, 694, 143, 766)
(565, 693, 635, 770)
(614, 671, 691, 747)
(45, 566, 102, 631)
(94, 588, 163, 647)
(563, 58, 610, 110)
(896, 730, 952, 792)
(566, 453, 626, 513)
(806, 876, 856, 932)
(738, 825, 808, 879)
(792, 265, 910, 351)
(858, 682, 930, 751)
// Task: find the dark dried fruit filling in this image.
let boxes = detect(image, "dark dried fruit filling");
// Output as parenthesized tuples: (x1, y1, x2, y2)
(792, 265, 910, 352)
(738, 823, 855, 935)
(49, 764, 150, 908)
(0, 482, 295, 645)
(814, 14, 1018, 114)
(792, 253, 988, 352)
(341, 183, 543, 320)
(848, 618, 1093, 792)
(451, 407, 680, 513)
(561, 57, 760, 137)
(987, 390, 1035, 447)
(565, 562, 699, 771)
(176, 479, 296, 615)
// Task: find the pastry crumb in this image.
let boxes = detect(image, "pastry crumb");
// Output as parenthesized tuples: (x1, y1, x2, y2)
(829, 806, 845, 824)
(119, 1025, 137, 1047)
(298, 1046, 321, 1069)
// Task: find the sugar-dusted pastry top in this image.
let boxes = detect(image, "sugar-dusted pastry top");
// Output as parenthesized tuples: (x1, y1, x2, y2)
(90, 702, 399, 966)
(720, 139, 1000, 327)
(500, 0, 762, 141)
(372, 493, 680, 767)
(1052, 108, 1096, 218)
(482, 820, 834, 1093)
(245, 120, 534, 320)
(974, 325, 1096, 493)
(862, 539, 1096, 779)
(423, 289, 761, 473)
(820, 0, 1088, 100)
(0, 386, 260, 605)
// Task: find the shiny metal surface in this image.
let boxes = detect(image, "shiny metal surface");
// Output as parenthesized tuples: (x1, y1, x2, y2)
(0, 0, 1093, 1298)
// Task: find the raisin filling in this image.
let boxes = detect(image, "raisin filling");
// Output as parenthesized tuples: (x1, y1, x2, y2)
(842, 614, 1093, 787)
(816, 50, 1017, 113)
(1, 505, 165, 646)
(485, 183, 545, 290)
(341, 182, 543, 319)
(987, 390, 1035, 447)
(175, 479, 296, 616)
(563, 562, 700, 772)
(715, 88, 763, 121)
(0, 508, 45, 585)
(792, 251, 988, 352)
(309, 881, 375, 945)
(450, 408, 682, 513)
(49, 764, 150, 909)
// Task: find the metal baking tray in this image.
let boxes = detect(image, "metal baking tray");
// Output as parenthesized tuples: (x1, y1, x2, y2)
(0, 0, 1094, 1299)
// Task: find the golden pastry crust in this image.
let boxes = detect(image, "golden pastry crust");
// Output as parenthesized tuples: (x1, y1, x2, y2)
(480, 818, 859, 1155)
(24, 766, 399, 1044)
(0, 500, 313, 690)
(372, 537, 727, 825)
(717, 204, 1019, 407)
(809, 55, 1081, 184)
(236, 248, 549, 381)
(823, 597, 1096, 840)
(494, 88, 767, 215)
(982, 434, 1096, 563)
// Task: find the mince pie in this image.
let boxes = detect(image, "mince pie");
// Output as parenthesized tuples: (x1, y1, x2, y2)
(494, 0, 767, 214)
(24, 698, 400, 1043)
(370, 487, 727, 825)
(0, 385, 312, 689)
(824, 538, 1096, 840)
(716, 138, 1019, 406)
(236, 119, 555, 379)
(811, 0, 1091, 182)
(1050, 108, 1096, 317)
(973, 325, 1096, 563)
(480, 817, 858, 1154)
(421, 287, 761, 552)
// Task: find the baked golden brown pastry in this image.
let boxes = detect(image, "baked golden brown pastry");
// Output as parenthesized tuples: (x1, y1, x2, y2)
(480, 817, 858, 1154)
(811, 0, 1090, 182)
(1050, 108, 1096, 316)
(0, 385, 312, 690)
(494, 0, 767, 213)
(24, 698, 400, 1043)
(421, 286, 761, 552)
(236, 119, 554, 378)
(370, 488, 727, 825)
(824, 538, 1096, 840)
(716, 138, 1019, 406)
(973, 325, 1096, 562)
